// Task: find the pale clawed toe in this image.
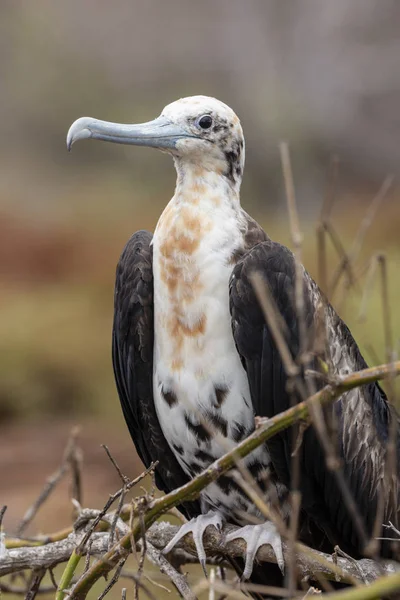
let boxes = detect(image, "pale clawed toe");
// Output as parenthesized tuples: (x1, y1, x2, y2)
(226, 521, 284, 580)
(162, 510, 223, 576)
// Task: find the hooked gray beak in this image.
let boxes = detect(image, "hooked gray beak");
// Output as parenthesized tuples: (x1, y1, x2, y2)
(66, 115, 194, 151)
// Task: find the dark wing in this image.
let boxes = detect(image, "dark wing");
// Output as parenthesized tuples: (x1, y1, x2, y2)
(112, 230, 200, 518)
(229, 240, 399, 556)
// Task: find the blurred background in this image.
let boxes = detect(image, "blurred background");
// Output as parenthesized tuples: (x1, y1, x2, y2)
(1, 0, 400, 586)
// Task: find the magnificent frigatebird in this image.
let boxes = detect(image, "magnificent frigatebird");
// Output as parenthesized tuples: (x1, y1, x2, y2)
(67, 96, 399, 587)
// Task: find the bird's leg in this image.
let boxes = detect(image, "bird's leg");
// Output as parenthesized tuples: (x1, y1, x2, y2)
(225, 521, 284, 580)
(162, 510, 223, 576)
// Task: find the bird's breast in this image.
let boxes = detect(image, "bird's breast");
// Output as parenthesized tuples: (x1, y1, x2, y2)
(153, 200, 241, 373)
(151, 198, 277, 519)
(152, 197, 251, 428)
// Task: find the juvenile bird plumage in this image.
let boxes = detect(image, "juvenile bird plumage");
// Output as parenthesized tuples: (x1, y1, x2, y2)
(67, 96, 400, 597)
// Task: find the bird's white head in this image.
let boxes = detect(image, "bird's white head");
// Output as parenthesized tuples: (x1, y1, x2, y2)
(67, 95, 245, 189)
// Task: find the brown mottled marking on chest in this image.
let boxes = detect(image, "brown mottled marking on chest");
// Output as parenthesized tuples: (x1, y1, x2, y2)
(160, 230, 200, 257)
(166, 314, 207, 370)
(159, 262, 180, 294)
(170, 313, 206, 339)
(171, 358, 183, 371)
(190, 180, 207, 202)
(156, 202, 213, 369)
(158, 204, 212, 261)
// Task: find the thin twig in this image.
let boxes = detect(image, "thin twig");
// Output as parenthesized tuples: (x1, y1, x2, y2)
(83, 540, 92, 574)
(228, 470, 287, 536)
(209, 567, 215, 600)
(120, 573, 158, 600)
(329, 176, 393, 299)
(0, 581, 55, 595)
(249, 272, 299, 378)
(317, 155, 339, 294)
(279, 141, 307, 354)
(25, 568, 46, 600)
(17, 428, 81, 537)
(96, 557, 127, 600)
(69, 441, 83, 509)
(109, 488, 128, 550)
(334, 545, 368, 584)
(145, 539, 198, 600)
(0, 505, 7, 530)
(76, 462, 156, 555)
(101, 445, 130, 485)
(134, 514, 147, 600)
(194, 577, 298, 598)
(324, 221, 356, 295)
(142, 572, 171, 594)
(384, 521, 400, 538)
(357, 253, 380, 323)
(49, 568, 58, 590)
(287, 490, 301, 594)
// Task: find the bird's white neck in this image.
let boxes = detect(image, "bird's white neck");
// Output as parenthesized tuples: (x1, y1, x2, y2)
(173, 158, 242, 209)
(154, 163, 244, 260)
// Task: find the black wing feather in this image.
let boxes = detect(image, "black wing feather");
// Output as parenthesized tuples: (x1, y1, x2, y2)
(112, 230, 200, 518)
(230, 240, 399, 556)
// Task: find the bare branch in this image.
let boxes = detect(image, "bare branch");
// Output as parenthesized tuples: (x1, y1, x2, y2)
(101, 445, 130, 486)
(0, 505, 7, 530)
(317, 155, 339, 294)
(0, 581, 55, 596)
(75, 462, 156, 555)
(25, 568, 46, 600)
(329, 176, 393, 299)
(2, 522, 399, 585)
(96, 557, 127, 600)
(249, 272, 299, 378)
(16, 428, 81, 537)
(144, 539, 197, 600)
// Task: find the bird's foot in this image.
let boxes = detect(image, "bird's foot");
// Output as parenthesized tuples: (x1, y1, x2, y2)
(226, 521, 284, 580)
(162, 510, 223, 576)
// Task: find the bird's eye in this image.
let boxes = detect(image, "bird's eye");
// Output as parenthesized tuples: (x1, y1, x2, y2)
(198, 115, 213, 130)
